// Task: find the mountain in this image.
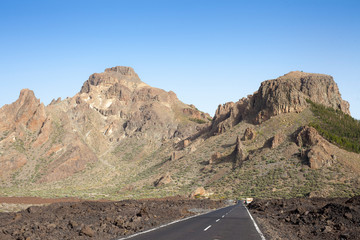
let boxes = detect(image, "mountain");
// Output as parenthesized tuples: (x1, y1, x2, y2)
(210, 71, 350, 134)
(0, 66, 210, 185)
(0, 68, 359, 200)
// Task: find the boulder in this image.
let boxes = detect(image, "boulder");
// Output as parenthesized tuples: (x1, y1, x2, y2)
(154, 173, 172, 187)
(189, 187, 212, 199)
(210, 152, 221, 164)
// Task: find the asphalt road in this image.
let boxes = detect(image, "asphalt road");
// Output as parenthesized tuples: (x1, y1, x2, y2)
(118, 203, 264, 240)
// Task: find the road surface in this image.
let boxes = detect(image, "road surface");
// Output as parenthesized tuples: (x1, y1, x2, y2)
(118, 202, 265, 240)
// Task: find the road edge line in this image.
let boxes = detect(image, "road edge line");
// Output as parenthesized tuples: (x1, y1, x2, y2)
(117, 204, 234, 240)
(244, 204, 266, 240)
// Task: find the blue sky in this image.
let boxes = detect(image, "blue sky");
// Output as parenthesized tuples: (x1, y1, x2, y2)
(1, 0, 359, 118)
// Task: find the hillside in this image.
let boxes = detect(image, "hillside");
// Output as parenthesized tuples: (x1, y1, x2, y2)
(0, 69, 359, 201)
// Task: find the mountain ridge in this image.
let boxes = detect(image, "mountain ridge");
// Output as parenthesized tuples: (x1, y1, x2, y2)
(0, 67, 359, 201)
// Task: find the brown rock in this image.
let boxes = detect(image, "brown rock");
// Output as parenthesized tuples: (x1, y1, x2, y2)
(183, 139, 190, 148)
(242, 128, 256, 141)
(271, 134, 285, 149)
(154, 173, 172, 187)
(80, 225, 94, 237)
(234, 136, 246, 167)
(189, 187, 211, 199)
(210, 152, 221, 164)
(297, 126, 334, 169)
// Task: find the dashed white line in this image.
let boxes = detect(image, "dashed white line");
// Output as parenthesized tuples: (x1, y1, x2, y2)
(118, 205, 232, 240)
(216, 219, 220, 222)
(222, 215, 225, 218)
(204, 225, 212, 231)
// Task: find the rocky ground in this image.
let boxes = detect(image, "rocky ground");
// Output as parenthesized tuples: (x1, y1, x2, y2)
(0, 197, 225, 240)
(248, 196, 360, 240)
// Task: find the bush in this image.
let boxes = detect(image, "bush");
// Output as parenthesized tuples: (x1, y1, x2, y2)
(189, 118, 207, 124)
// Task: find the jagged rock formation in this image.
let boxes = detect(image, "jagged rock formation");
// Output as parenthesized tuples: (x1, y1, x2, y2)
(270, 133, 285, 149)
(211, 71, 350, 134)
(0, 66, 210, 183)
(76, 66, 210, 141)
(242, 128, 256, 141)
(296, 126, 335, 169)
(233, 136, 246, 167)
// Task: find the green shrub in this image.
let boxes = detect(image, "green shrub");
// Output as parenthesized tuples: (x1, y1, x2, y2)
(307, 99, 360, 153)
(189, 118, 207, 124)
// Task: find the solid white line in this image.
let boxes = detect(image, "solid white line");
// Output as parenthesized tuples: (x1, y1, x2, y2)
(244, 205, 266, 240)
(204, 225, 212, 231)
(216, 219, 220, 222)
(117, 204, 234, 240)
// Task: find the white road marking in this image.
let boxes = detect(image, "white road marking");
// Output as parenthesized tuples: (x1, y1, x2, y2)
(244, 204, 266, 240)
(204, 225, 212, 231)
(216, 219, 220, 222)
(117, 205, 233, 240)
(222, 215, 225, 218)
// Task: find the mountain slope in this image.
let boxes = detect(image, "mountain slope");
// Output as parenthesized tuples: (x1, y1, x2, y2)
(0, 69, 359, 200)
(0, 66, 210, 189)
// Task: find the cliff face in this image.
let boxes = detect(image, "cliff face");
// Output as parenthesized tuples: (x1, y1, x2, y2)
(211, 71, 350, 134)
(0, 66, 210, 183)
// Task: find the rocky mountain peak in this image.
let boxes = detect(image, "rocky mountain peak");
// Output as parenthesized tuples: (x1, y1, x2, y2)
(104, 66, 137, 76)
(256, 71, 350, 117)
(211, 71, 350, 134)
(0, 88, 46, 132)
(80, 66, 145, 94)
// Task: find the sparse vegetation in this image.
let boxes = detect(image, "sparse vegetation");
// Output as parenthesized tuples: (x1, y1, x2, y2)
(189, 118, 207, 124)
(307, 99, 360, 153)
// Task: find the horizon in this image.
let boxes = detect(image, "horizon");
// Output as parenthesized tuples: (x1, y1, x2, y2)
(1, 0, 359, 119)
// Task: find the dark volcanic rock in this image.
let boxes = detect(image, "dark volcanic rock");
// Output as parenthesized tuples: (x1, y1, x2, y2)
(0, 198, 225, 240)
(248, 196, 360, 240)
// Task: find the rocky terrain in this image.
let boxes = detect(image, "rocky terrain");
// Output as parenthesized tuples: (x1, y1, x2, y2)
(210, 71, 350, 134)
(0, 68, 359, 202)
(249, 196, 360, 240)
(0, 197, 225, 240)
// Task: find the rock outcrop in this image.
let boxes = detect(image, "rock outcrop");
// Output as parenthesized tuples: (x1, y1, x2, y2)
(296, 126, 334, 169)
(0, 89, 47, 132)
(242, 128, 256, 141)
(189, 187, 212, 199)
(0, 89, 47, 179)
(211, 71, 350, 134)
(233, 136, 246, 167)
(270, 134, 285, 149)
(154, 173, 172, 187)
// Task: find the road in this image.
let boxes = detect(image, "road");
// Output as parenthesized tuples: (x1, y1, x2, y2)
(118, 203, 265, 240)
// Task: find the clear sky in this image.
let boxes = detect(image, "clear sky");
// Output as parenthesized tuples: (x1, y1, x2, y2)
(1, 0, 359, 119)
